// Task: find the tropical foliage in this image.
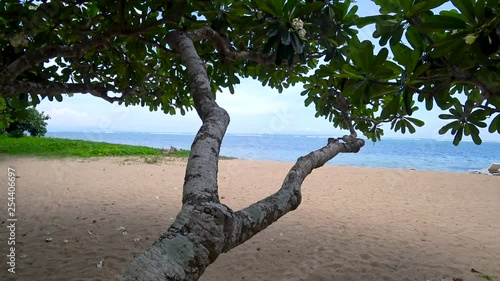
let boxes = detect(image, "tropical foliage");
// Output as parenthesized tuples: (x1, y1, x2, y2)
(0, 97, 50, 137)
(0, 0, 498, 144)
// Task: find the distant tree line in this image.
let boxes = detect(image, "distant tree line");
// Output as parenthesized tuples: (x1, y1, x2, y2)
(1, 97, 50, 137)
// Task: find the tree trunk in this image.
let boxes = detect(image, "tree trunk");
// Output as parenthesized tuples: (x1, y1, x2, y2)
(122, 32, 365, 281)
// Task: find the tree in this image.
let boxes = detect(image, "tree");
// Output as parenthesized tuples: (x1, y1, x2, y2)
(0, 0, 498, 280)
(1, 98, 50, 137)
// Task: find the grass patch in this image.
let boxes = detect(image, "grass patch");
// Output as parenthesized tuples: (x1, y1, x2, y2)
(0, 135, 163, 158)
(472, 268, 496, 281)
(0, 136, 235, 160)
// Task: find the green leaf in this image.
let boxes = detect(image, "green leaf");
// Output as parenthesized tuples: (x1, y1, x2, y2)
(380, 95, 401, 119)
(87, 3, 99, 18)
(349, 39, 375, 72)
(439, 121, 460, 134)
(488, 114, 500, 133)
(407, 0, 448, 16)
(471, 131, 482, 145)
(405, 117, 424, 127)
(406, 120, 416, 133)
(391, 44, 419, 72)
(355, 15, 395, 28)
(291, 33, 303, 54)
(453, 127, 463, 146)
(464, 123, 472, 135)
(439, 114, 458, 120)
(394, 119, 402, 132)
(341, 64, 365, 79)
(374, 48, 389, 66)
(280, 29, 291, 45)
(405, 26, 425, 51)
(266, 23, 282, 37)
(389, 25, 404, 46)
(475, 0, 485, 21)
(430, 39, 465, 58)
(419, 15, 467, 31)
(404, 93, 414, 116)
(304, 96, 314, 107)
(345, 4, 358, 21)
(255, 0, 284, 17)
(296, 2, 326, 17)
(451, 0, 476, 23)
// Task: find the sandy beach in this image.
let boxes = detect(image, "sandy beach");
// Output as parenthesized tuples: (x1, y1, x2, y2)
(1, 156, 499, 281)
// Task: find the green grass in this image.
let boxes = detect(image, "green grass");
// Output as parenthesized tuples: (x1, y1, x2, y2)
(0, 135, 190, 158)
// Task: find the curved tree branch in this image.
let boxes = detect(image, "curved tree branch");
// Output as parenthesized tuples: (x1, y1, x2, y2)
(0, 35, 114, 84)
(0, 80, 125, 103)
(171, 31, 230, 205)
(123, 135, 365, 281)
(0, 18, 172, 84)
(187, 27, 275, 65)
(225, 136, 365, 252)
(123, 30, 232, 281)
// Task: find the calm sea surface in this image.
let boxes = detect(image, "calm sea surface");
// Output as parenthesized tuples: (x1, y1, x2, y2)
(45, 132, 500, 172)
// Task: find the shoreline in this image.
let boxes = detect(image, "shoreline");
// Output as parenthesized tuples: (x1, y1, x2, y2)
(1, 154, 493, 175)
(42, 132, 500, 173)
(46, 131, 500, 143)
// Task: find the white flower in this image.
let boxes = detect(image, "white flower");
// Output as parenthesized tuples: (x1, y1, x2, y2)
(291, 18, 304, 31)
(297, 28, 306, 40)
(464, 35, 476, 45)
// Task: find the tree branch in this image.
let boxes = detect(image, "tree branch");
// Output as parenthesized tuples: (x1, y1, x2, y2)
(225, 136, 365, 252)
(0, 18, 171, 84)
(450, 67, 500, 100)
(0, 33, 115, 84)
(123, 135, 365, 281)
(123, 30, 231, 281)
(0, 80, 125, 103)
(136, 36, 177, 56)
(332, 91, 357, 137)
(187, 27, 275, 65)
(168, 31, 230, 205)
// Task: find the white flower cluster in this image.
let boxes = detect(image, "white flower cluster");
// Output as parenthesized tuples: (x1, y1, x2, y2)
(291, 18, 306, 40)
(291, 18, 304, 30)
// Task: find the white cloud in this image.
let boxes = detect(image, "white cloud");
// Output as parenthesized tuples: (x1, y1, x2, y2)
(41, 107, 100, 131)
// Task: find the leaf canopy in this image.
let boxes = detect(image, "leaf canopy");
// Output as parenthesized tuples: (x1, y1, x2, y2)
(0, 0, 499, 144)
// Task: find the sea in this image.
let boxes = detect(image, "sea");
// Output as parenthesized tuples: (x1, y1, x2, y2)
(45, 132, 500, 173)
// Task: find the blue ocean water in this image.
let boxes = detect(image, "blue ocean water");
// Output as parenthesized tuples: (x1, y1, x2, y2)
(45, 132, 500, 172)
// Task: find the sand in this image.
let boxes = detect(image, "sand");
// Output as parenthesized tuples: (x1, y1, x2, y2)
(0, 156, 499, 281)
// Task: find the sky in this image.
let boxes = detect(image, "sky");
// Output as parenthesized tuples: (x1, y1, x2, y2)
(36, 1, 500, 142)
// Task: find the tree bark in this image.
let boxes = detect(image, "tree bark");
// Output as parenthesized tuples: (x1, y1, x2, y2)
(122, 32, 365, 281)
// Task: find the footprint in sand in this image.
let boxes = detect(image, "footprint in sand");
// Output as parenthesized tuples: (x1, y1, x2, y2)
(359, 253, 371, 260)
